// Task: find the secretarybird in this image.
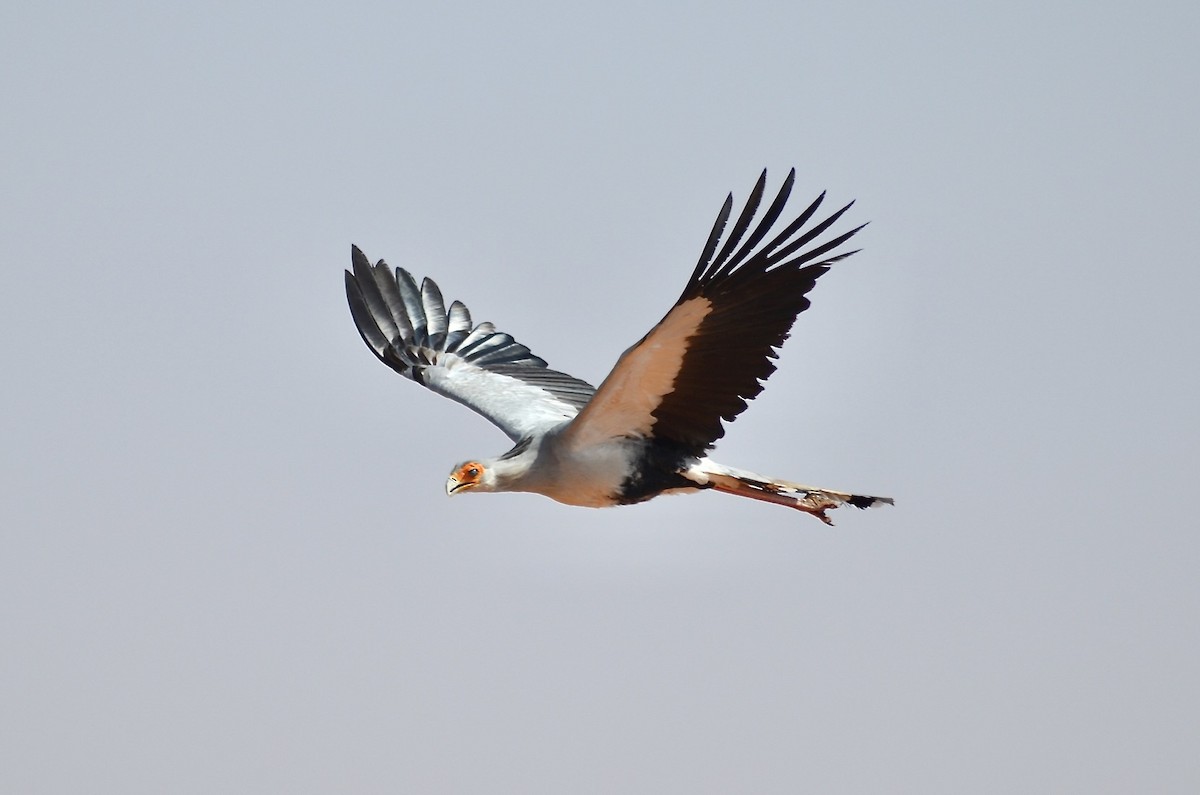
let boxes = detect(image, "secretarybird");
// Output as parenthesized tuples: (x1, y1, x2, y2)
(345, 170, 892, 524)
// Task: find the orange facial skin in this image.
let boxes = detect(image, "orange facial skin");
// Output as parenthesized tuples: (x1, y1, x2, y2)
(447, 462, 484, 494)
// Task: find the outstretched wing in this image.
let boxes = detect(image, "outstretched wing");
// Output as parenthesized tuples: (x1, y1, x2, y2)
(346, 246, 595, 442)
(561, 169, 865, 457)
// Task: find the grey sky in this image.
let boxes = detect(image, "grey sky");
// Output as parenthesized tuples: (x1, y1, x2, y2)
(3, 1, 1198, 792)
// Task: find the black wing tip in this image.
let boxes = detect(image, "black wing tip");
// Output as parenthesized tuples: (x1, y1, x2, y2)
(351, 244, 371, 270)
(349, 245, 391, 289)
(688, 172, 864, 292)
(350, 244, 397, 279)
(777, 168, 797, 197)
(823, 248, 862, 265)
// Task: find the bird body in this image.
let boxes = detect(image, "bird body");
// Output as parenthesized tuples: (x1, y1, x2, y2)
(464, 430, 647, 508)
(346, 170, 892, 524)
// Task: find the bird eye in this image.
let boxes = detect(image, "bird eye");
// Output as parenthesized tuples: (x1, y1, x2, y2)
(467, 467, 480, 477)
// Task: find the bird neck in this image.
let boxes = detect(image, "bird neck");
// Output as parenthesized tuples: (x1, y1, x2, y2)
(483, 448, 539, 493)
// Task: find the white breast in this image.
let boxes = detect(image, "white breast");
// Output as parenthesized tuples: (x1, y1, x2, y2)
(522, 432, 638, 508)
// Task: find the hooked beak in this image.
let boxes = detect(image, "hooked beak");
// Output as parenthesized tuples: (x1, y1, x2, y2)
(446, 476, 463, 496)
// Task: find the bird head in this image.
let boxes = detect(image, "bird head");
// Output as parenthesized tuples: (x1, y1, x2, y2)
(446, 461, 488, 496)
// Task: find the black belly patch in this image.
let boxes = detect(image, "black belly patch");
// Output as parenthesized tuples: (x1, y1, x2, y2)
(615, 439, 704, 505)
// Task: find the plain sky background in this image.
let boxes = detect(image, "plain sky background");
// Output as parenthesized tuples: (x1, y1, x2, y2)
(3, 1, 1198, 792)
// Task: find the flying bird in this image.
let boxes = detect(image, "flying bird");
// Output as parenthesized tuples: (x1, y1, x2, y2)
(345, 169, 892, 524)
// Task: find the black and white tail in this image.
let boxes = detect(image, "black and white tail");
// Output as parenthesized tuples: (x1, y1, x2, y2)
(691, 461, 892, 525)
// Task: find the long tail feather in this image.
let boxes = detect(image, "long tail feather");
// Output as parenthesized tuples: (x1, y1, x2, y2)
(693, 461, 892, 525)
